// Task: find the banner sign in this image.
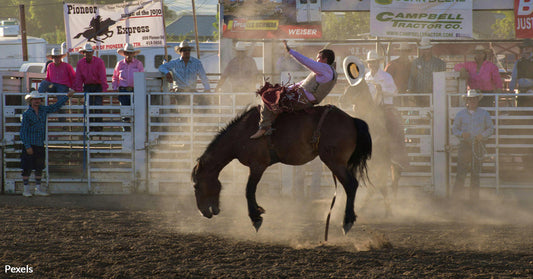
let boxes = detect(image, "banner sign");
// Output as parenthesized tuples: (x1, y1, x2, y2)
(64, 0, 165, 52)
(370, 0, 473, 39)
(222, 0, 322, 39)
(515, 0, 533, 38)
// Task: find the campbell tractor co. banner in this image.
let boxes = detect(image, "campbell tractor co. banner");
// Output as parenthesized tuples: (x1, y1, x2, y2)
(516, 0, 533, 38)
(370, 0, 473, 39)
(222, 0, 322, 39)
(64, 0, 165, 52)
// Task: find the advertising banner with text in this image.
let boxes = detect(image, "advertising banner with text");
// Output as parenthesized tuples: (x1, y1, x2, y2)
(370, 0, 472, 39)
(222, 0, 322, 39)
(64, 0, 165, 52)
(515, 0, 533, 38)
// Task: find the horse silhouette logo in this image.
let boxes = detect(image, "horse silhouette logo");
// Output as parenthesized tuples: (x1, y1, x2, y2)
(74, 15, 116, 43)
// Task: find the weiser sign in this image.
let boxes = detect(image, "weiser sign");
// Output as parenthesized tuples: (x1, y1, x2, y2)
(515, 0, 533, 38)
(370, 0, 473, 39)
(64, 0, 165, 52)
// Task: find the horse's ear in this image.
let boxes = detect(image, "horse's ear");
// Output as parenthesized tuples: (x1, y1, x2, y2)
(343, 56, 365, 87)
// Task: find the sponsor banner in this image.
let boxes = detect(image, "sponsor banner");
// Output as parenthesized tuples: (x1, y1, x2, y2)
(64, 0, 165, 52)
(515, 0, 533, 38)
(370, 0, 473, 39)
(222, 0, 322, 39)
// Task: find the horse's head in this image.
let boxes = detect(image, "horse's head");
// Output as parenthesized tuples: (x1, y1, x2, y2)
(191, 160, 221, 218)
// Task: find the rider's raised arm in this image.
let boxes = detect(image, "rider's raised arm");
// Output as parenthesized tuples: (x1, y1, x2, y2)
(288, 49, 333, 83)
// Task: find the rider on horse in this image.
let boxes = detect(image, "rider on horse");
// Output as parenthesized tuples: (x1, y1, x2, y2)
(250, 41, 337, 139)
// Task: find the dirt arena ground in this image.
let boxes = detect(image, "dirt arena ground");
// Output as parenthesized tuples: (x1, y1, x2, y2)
(1, 190, 532, 278)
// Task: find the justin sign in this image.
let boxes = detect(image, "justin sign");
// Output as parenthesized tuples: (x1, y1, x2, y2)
(64, 0, 165, 52)
(516, 0, 533, 38)
(370, 0, 473, 39)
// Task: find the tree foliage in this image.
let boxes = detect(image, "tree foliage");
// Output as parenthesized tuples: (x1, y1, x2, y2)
(322, 12, 370, 40)
(491, 11, 515, 39)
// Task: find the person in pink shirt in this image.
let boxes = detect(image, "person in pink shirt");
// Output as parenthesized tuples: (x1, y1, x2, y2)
(74, 43, 108, 130)
(454, 45, 503, 107)
(38, 48, 76, 94)
(112, 43, 144, 106)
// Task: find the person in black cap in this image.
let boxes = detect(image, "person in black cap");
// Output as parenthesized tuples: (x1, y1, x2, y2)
(509, 38, 533, 106)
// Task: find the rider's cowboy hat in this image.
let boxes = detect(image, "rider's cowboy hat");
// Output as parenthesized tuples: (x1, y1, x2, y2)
(343, 56, 365, 87)
(174, 41, 193, 53)
(418, 37, 433, 50)
(46, 48, 67, 59)
(79, 43, 94, 53)
(365, 50, 383, 62)
(25, 91, 45, 102)
(462, 89, 483, 100)
(117, 43, 141, 56)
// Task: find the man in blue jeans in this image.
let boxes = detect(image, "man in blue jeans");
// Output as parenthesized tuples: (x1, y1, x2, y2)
(20, 90, 75, 197)
(451, 89, 494, 201)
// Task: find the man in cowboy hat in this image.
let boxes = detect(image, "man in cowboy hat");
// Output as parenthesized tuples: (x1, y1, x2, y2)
(509, 38, 533, 106)
(385, 42, 412, 94)
(112, 43, 144, 131)
(215, 41, 259, 92)
(364, 50, 408, 168)
(38, 48, 76, 94)
(158, 40, 211, 96)
(454, 45, 502, 107)
(20, 90, 75, 197)
(451, 89, 494, 201)
(407, 37, 446, 106)
(74, 43, 108, 131)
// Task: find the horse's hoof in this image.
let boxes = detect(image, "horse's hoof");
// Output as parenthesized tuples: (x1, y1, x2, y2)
(253, 219, 263, 232)
(343, 222, 353, 235)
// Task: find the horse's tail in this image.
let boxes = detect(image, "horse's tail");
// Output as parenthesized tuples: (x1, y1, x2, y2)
(349, 118, 372, 182)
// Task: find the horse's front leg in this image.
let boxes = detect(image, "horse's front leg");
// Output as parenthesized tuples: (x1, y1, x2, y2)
(246, 168, 266, 231)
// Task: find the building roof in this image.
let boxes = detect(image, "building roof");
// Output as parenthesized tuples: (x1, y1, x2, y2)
(166, 14, 217, 38)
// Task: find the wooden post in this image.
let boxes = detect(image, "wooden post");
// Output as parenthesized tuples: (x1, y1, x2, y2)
(19, 4, 28, 61)
(191, 0, 200, 59)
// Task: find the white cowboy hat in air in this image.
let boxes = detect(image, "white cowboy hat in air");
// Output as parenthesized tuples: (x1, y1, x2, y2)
(365, 50, 383, 62)
(46, 48, 67, 59)
(79, 43, 95, 53)
(418, 37, 433, 50)
(25, 91, 45, 102)
(117, 43, 141, 56)
(174, 41, 194, 53)
(462, 89, 483, 100)
(343, 56, 365, 87)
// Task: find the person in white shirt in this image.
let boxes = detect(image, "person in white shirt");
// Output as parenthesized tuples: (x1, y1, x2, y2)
(365, 50, 408, 168)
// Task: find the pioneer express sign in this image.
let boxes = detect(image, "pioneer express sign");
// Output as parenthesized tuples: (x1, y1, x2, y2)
(370, 0, 472, 39)
(64, 0, 165, 52)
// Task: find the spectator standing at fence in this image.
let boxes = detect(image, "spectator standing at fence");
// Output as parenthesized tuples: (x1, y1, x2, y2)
(215, 42, 259, 92)
(451, 89, 494, 201)
(408, 38, 446, 106)
(38, 48, 75, 94)
(159, 41, 211, 94)
(20, 90, 75, 197)
(385, 42, 412, 94)
(454, 45, 503, 107)
(509, 39, 533, 106)
(74, 43, 108, 130)
(112, 44, 144, 131)
(365, 50, 409, 168)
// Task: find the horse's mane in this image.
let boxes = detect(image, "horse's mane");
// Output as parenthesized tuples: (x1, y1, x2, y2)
(198, 106, 256, 162)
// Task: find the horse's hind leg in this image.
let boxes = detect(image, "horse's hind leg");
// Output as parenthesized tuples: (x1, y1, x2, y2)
(325, 163, 358, 234)
(246, 167, 267, 231)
